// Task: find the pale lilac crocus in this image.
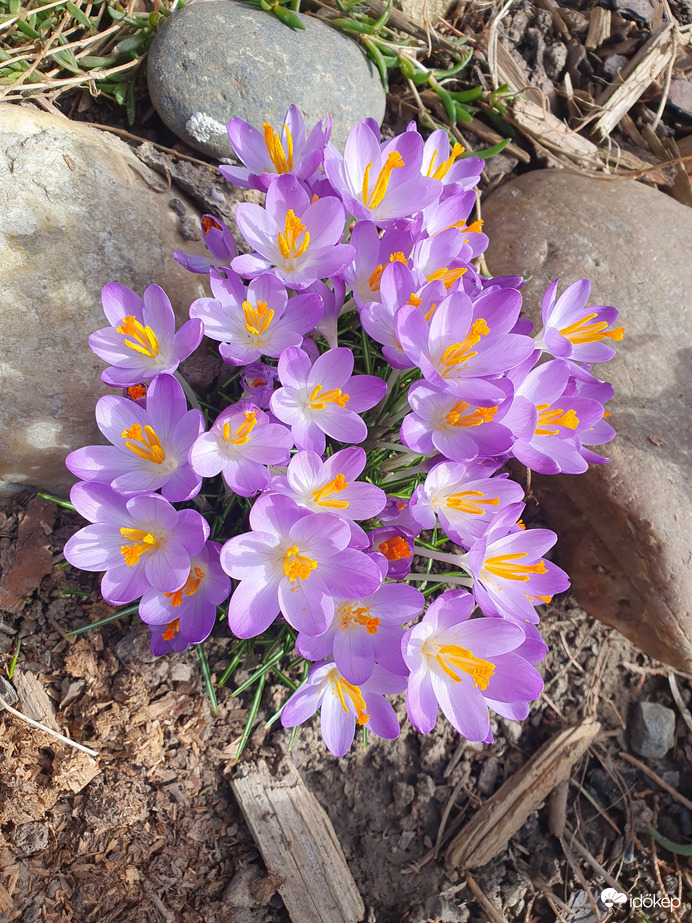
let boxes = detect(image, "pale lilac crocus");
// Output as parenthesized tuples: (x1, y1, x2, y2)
(189, 402, 293, 496)
(341, 220, 413, 307)
(296, 582, 424, 683)
(463, 504, 570, 625)
(306, 277, 346, 349)
(270, 346, 386, 454)
(409, 228, 469, 292)
(174, 215, 237, 274)
(535, 278, 623, 364)
(367, 525, 415, 579)
(140, 541, 231, 654)
(89, 283, 203, 387)
(240, 362, 278, 408)
(270, 447, 386, 520)
(418, 128, 483, 193)
(189, 270, 322, 365)
(420, 191, 489, 259)
(64, 483, 209, 606)
(281, 661, 406, 757)
(410, 460, 524, 548)
(66, 373, 204, 502)
(221, 494, 382, 637)
(221, 105, 331, 191)
(379, 495, 422, 537)
(231, 175, 354, 290)
(402, 589, 543, 741)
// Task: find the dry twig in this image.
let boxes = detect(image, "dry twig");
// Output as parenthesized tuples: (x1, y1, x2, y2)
(619, 752, 692, 812)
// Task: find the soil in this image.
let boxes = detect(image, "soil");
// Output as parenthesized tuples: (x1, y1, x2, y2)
(2, 1, 692, 921)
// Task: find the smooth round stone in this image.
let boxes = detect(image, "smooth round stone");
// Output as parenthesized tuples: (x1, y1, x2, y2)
(147, 2, 386, 160)
(0, 106, 211, 499)
(482, 171, 692, 671)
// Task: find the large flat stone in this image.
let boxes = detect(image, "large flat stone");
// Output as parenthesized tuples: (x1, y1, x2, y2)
(0, 106, 210, 498)
(482, 170, 692, 671)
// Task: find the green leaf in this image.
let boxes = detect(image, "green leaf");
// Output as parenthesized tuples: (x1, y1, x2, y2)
(196, 643, 218, 715)
(363, 37, 388, 93)
(66, 1, 94, 30)
(66, 602, 140, 637)
(37, 492, 76, 510)
(454, 102, 473, 123)
(397, 55, 415, 79)
(235, 672, 266, 759)
(126, 78, 135, 125)
(113, 33, 147, 55)
(645, 825, 692, 856)
(8, 637, 20, 680)
(49, 47, 81, 73)
(431, 79, 456, 126)
(448, 86, 483, 103)
(272, 4, 304, 28)
(431, 51, 472, 79)
(107, 4, 126, 20)
(468, 137, 511, 159)
(331, 16, 375, 34)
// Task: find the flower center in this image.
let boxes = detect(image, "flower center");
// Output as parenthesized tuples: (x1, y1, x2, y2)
(445, 401, 497, 428)
(333, 673, 370, 725)
(426, 266, 467, 290)
(311, 473, 349, 509)
(534, 404, 579, 436)
(242, 299, 274, 337)
(116, 316, 160, 358)
(361, 151, 404, 210)
(121, 423, 166, 464)
(309, 384, 350, 410)
(337, 602, 381, 634)
(444, 491, 501, 515)
(425, 640, 495, 689)
(223, 410, 258, 446)
(162, 618, 180, 641)
(378, 536, 410, 561)
(482, 552, 548, 582)
(367, 251, 408, 292)
(277, 209, 310, 261)
(126, 383, 147, 401)
(164, 566, 205, 607)
(440, 319, 490, 374)
(558, 312, 624, 345)
(263, 121, 294, 173)
(282, 545, 317, 581)
(426, 142, 464, 180)
(202, 215, 223, 236)
(119, 527, 161, 566)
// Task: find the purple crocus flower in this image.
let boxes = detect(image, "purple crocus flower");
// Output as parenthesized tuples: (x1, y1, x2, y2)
(400, 380, 514, 462)
(174, 215, 237, 274)
(306, 277, 346, 350)
(463, 504, 570, 625)
(269, 447, 386, 521)
(140, 541, 231, 654)
(64, 482, 209, 606)
(419, 129, 483, 192)
(409, 228, 469, 292)
(220, 494, 382, 637)
(66, 373, 204, 502)
(221, 105, 331, 192)
(342, 220, 413, 307)
(189, 269, 322, 365)
(402, 589, 543, 741)
(281, 661, 406, 757)
(296, 582, 424, 684)
(270, 346, 386, 454)
(324, 120, 442, 227)
(189, 402, 293, 496)
(89, 283, 203, 388)
(240, 362, 278, 408)
(231, 175, 354, 290)
(366, 525, 415, 579)
(535, 278, 623, 364)
(379, 495, 422, 536)
(410, 460, 524, 548)
(421, 192, 488, 259)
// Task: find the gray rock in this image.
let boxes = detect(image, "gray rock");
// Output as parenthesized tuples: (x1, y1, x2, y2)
(147, 2, 386, 160)
(629, 702, 676, 758)
(618, 0, 655, 23)
(0, 106, 211, 499)
(482, 170, 692, 671)
(667, 79, 692, 120)
(602, 54, 629, 82)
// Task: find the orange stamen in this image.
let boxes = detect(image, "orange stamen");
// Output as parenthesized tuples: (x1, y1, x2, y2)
(378, 536, 410, 561)
(361, 151, 404, 209)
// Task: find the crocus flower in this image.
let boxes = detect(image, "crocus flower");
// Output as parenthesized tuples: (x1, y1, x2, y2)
(420, 192, 489, 260)
(535, 278, 623, 364)
(418, 128, 483, 193)
(89, 283, 203, 387)
(462, 504, 570, 625)
(379, 495, 422, 536)
(220, 105, 331, 191)
(306, 277, 346, 349)
(341, 220, 413, 307)
(231, 175, 354, 290)
(367, 525, 415, 579)
(189, 270, 322, 365)
(281, 661, 406, 757)
(66, 373, 204, 502)
(409, 228, 469, 292)
(270, 346, 386, 455)
(324, 120, 441, 226)
(240, 361, 278, 408)
(296, 582, 424, 683)
(410, 460, 524, 548)
(189, 402, 293, 496)
(269, 447, 386, 521)
(400, 380, 514, 462)
(402, 589, 543, 740)
(174, 215, 237, 274)
(221, 494, 382, 637)
(140, 541, 231, 653)
(64, 483, 209, 606)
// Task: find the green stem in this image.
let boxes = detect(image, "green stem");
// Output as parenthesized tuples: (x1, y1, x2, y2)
(196, 644, 218, 715)
(236, 673, 266, 759)
(66, 603, 139, 636)
(174, 370, 202, 412)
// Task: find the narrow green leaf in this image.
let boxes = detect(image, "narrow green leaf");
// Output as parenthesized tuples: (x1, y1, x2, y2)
(38, 492, 75, 510)
(66, 602, 139, 636)
(363, 37, 388, 93)
(448, 86, 483, 103)
(272, 4, 304, 28)
(126, 78, 136, 125)
(431, 52, 472, 79)
(467, 137, 511, 159)
(370, 0, 391, 32)
(331, 16, 375, 34)
(645, 825, 692, 856)
(196, 643, 218, 715)
(397, 55, 415, 79)
(49, 48, 81, 73)
(454, 102, 473, 123)
(431, 80, 456, 126)
(8, 637, 20, 680)
(235, 672, 266, 759)
(231, 645, 286, 696)
(66, 2, 94, 29)
(113, 33, 147, 55)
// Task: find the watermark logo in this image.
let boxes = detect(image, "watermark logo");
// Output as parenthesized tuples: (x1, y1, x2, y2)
(601, 889, 627, 909)
(600, 888, 682, 912)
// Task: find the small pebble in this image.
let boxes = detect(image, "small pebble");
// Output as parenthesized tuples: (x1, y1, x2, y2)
(629, 701, 676, 759)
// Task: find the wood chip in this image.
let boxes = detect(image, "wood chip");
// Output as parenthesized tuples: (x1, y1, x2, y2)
(446, 718, 601, 869)
(13, 670, 61, 733)
(231, 759, 365, 923)
(585, 6, 611, 52)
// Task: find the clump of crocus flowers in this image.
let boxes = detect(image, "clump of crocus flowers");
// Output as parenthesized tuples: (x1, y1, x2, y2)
(64, 105, 623, 757)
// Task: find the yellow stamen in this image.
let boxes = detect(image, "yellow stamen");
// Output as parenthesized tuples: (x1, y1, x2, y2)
(121, 423, 166, 465)
(440, 319, 490, 374)
(242, 299, 275, 336)
(427, 142, 464, 180)
(263, 121, 294, 173)
(439, 218, 485, 236)
(361, 151, 404, 209)
(283, 545, 317, 581)
(426, 266, 468, 290)
(423, 301, 439, 322)
(409, 293, 423, 309)
(126, 384, 147, 401)
(311, 473, 350, 509)
(559, 312, 624, 345)
(527, 594, 552, 604)
(483, 552, 547, 582)
(162, 618, 180, 641)
(378, 536, 410, 561)
(367, 251, 408, 292)
(277, 209, 310, 261)
(534, 404, 579, 436)
(116, 316, 160, 358)
(334, 675, 370, 725)
(445, 491, 501, 516)
(338, 603, 381, 635)
(309, 384, 349, 410)
(433, 642, 495, 689)
(202, 215, 223, 236)
(223, 410, 258, 446)
(164, 566, 205, 607)
(445, 401, 498, 428)
(119, 527, 160, 566)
